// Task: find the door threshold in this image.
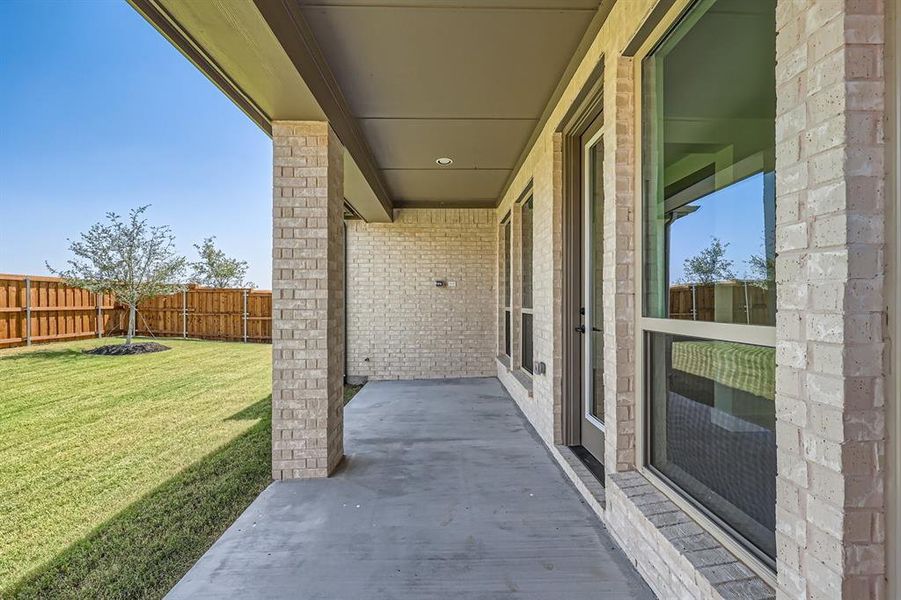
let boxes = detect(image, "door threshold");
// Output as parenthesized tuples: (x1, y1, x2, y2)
(570, 445, 605, 485)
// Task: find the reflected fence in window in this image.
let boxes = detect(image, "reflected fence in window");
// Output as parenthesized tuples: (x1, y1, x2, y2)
(667, 280, 774, 326)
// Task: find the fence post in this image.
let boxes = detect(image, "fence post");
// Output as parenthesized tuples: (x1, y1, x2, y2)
(182, 290, 188, 339)
(691, 284, 697, 321)
(743, 281, 751, 324)
(242, 289, 248, 343)
(24, 277, 32, 346)
(96, 293, 103, 338)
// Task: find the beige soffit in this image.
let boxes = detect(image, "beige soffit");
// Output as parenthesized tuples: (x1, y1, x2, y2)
(499, 0, 617, 204)
(128, 0, 393, 222)
(275, 0, 605, 208)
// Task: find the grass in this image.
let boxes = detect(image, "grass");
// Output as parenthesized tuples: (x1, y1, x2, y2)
(344, 383, 363, 403)
(0, 337, 273, 598)
(672, 339, 776, 401)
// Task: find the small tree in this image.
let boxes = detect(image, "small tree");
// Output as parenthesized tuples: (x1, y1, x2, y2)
(745, 252, 776, 290)
(48, 206, 186, 345)
(190, 237, 253, 288)
(681, 237, 735, 284)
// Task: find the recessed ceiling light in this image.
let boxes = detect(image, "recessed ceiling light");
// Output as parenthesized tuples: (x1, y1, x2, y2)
(435, 157, 454, 166)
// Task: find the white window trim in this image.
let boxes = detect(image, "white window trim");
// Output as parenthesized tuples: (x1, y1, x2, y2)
(640, 317, 776, 347)
(631, 0, 778, 587)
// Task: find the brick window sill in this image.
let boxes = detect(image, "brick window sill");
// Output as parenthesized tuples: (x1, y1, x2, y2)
(511, 369, 533, 396)
(497, 355, 533, 397)
(607, 471, 776, 600)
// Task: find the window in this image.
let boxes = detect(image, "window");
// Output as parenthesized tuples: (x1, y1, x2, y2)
(640, 0, 777, 566)
(521, 196, 534, 374)
(503, 216, 512, 358)
(647, 333, 776, 559)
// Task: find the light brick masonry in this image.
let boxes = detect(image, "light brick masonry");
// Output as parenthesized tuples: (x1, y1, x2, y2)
(268, 0, 891, 596)
(773, 1, 887, 598)
(602, 54, 638, 473)
(607, 472, 777, 600)
(491, 0, 889, 598)
(271, 121, 345, 480)
(345, 209, 496, 381)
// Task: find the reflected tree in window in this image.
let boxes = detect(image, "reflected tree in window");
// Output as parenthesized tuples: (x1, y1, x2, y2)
(680, 237, 735, 284)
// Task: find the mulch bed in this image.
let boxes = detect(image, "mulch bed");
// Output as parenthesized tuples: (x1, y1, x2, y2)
(84, 342, 171, 356)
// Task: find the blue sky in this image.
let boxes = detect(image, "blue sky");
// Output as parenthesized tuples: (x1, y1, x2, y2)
(668, 173, 771, 283)
(0, 0, 273, 288)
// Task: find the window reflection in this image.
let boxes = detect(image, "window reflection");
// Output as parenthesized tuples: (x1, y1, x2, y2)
(640, 0, 778, 566)
(642, 0, 777, 326)
(522, 197, 534, 374)
(522, 313, 533, 374)
(502, 218, 512, 358)
(648, 333, 776, 561)
(504, 220, 511, 303)
(666, 171, 776, 326)
(588, 144, 604, 422)
(522, 198, 533, 310)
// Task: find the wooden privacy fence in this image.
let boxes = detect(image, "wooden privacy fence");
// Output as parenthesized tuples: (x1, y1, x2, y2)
(132, 286, 272, 343)
(0, 275, 118, 349)
(0, 274, 272, 349)
(669, 281, 775, 325)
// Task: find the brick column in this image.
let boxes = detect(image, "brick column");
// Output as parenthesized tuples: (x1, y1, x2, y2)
(602, 56, 637, 473)
(774, 1, 886, 597)
(271, 121, 345, 480)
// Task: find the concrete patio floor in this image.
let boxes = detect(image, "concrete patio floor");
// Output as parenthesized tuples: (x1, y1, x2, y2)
(167, 378, 654, 599)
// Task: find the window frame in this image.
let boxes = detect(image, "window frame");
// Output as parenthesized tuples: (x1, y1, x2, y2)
(583, 129, 606, 429)
(632, 0, 778, 585)
(501, 212, 513, 360)
(520, 194, 534, 375)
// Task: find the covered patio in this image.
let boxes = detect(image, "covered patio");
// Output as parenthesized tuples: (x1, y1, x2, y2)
(129, 0, 893, 597)
(167, 379, 652, 599)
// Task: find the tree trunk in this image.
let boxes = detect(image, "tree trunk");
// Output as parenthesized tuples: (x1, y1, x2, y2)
(126, 304, 136, 345)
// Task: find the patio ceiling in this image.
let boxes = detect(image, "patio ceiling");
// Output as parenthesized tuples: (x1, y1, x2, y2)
(286, 0, 605, 208)
(130, 0, 611, 215)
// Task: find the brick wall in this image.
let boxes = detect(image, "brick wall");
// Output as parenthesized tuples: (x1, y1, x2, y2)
(345, 208, 496, 380)
(265, 0, 892, 595)
(606, 472, 775, 599)
(603, 55, 638, 473)
(773, 1, 887, 598)
(497, 136, 560, 444)
(490, 0, 891, 597)
(495, 2, 653, 454)
(271, 121, 345, 480)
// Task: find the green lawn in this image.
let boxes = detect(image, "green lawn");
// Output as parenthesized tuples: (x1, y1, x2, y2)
(672, 339, 775, 401)
(0, 337, 273, 598)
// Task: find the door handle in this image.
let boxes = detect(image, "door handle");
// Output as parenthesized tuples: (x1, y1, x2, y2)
(592, 326, 602, 332)
(574, 325, 586, 334)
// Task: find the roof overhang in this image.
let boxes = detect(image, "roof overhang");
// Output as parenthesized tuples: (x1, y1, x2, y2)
(128, 0, 394, 222)
(130, 0, 613, 214)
